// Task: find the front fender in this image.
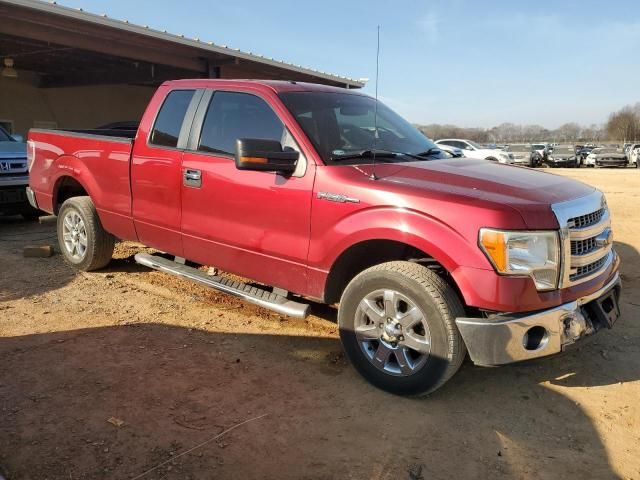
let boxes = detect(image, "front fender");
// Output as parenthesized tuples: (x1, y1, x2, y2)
(309, 205, 492, 275)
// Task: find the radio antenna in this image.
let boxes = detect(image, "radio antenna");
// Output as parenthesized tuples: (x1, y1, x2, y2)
(370, 25, 381, 181)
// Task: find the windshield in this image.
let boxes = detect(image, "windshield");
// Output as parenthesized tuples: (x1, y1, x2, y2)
(595, 148, 617, 154)
(279, 91, 445, 165)
(466, 140, 483, 149)
(0, 126, 13, 142)
(532, 144, 546, 150)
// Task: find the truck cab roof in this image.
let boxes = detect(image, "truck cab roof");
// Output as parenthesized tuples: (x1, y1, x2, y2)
(162, 79, 367, 95)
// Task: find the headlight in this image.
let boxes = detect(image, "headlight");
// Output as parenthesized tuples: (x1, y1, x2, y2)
(479, 229, 560, 290)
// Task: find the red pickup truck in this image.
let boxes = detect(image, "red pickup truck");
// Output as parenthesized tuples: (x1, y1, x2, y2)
(27, 79, 622, 395)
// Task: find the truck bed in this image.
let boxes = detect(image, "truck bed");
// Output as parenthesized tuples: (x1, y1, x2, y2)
(28, 128, 136, 239)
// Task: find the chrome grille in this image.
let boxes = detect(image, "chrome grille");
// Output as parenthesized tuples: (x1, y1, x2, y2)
(571, 236, 598, 255)
(570, 255, 609, 281)
(568, 207, 604, 229)
(0, 158, 28, 175)
(552, 191, 614, 287)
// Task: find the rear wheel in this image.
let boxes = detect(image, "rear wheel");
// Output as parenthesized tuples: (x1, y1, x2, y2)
(57, 196, 115, 271)
(338, 261, 466, 396)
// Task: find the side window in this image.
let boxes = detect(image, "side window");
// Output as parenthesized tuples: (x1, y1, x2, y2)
(150, 90, 195, 148)
(198, 91, 284, 155)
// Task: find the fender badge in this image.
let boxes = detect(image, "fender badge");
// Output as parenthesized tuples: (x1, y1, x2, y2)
(317, 192, 360, 204)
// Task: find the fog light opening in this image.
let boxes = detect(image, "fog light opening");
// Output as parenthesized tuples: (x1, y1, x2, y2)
(523, 326, 549, 351)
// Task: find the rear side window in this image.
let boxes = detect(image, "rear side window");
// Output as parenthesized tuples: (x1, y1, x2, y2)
(198, 91, 284, 155)
(150, 89, 195, 148)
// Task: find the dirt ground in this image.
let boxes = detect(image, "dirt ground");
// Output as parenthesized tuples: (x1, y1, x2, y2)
(0, 168, 639, 480)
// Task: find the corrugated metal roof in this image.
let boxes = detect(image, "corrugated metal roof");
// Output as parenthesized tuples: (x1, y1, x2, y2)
(0, 0, 366, 88)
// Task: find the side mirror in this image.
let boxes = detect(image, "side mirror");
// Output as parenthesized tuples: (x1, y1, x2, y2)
(235, 138, 299, 174)
(11, 134, 24, 142)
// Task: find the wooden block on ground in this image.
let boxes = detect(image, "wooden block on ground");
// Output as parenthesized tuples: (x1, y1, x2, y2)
(23, 245, 54, 258)
(38, 215, 57, 224)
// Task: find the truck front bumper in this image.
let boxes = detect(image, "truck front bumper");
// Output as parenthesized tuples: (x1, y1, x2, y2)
(455, 272, 621, 366)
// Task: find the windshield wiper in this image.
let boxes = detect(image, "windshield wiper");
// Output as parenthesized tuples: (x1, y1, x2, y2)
(331, 149, 399, 162)
(412, 147, 443, 158)
(331, 148, 443, 163)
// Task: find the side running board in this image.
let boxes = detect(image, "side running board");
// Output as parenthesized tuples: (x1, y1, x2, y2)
(134, 253, 310, 318)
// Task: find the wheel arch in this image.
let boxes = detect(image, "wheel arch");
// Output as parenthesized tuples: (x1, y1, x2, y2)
(323, 238, 466, 306)
(52, 175, 90, 215)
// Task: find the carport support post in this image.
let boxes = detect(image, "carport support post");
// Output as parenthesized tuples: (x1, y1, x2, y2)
(207, 63, 221, 79)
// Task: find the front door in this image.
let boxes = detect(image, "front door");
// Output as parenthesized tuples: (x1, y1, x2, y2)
(180, 89, 315, 294)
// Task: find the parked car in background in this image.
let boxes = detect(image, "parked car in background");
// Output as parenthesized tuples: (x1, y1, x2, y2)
(545, 145, 578, 168)
(0, 125, 41, 219)
(585, 147, 628, 168)
(629, 145, 640, 167)
(506, 144, 542, 167)
(434, 143, 464, 158)
(531, 143, 549, 161)
(624, 143, 640, 161)
(435, 139, 513, 164)
(27, 79, 622, 395)
(577, 146, 595, 163)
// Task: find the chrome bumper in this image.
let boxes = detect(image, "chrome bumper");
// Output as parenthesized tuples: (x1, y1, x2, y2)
(25, 186, 38, 209)
(455, 272, 621, 366)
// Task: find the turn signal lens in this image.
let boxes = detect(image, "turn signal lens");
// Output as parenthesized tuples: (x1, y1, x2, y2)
(479, 229, 507, 271)
(240, 156, 268, 164)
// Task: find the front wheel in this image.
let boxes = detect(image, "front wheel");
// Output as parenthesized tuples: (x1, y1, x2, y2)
(57, 196, 115, 271)
(338, 261, 466, 396)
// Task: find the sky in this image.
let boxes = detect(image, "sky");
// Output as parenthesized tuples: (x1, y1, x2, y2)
(58, 0, 640, 129)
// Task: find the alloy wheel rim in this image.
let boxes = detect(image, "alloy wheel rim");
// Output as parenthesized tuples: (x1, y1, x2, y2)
(354, 289, 431, 376)
(62, 210, 88, 260)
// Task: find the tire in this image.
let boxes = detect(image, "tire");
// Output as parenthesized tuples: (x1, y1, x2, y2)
(57, 196, 115, 271)
(338, 261, 466, 396)
(486, 157, 498, 162)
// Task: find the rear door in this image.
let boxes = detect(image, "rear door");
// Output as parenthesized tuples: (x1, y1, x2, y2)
(131, 87, 203, 256)
(180, 88, 315, 293)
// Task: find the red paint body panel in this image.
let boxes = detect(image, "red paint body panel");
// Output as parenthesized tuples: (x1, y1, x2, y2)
(27, 132, 137, 241)
(27, 79, 619, 315)
(180, 151, 314, 293)
(130, 85, 185, 256)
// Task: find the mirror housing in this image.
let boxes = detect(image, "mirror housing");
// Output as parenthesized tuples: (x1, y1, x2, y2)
(11, 134, 24, 143)
(235, 138, 299, 174)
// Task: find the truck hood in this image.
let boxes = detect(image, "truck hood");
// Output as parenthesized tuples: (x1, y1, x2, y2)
(0, 141, 27, 158)
(353, 158, 595, 228)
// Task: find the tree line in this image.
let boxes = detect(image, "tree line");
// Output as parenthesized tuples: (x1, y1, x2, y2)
(416, 102, 640, 144)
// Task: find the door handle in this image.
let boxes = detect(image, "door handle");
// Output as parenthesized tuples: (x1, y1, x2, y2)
(183, 169, 202, 188)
